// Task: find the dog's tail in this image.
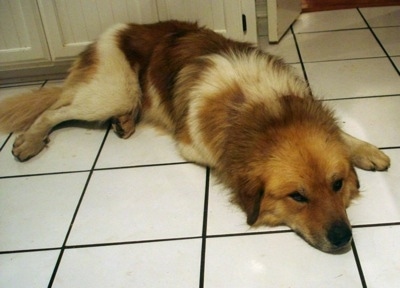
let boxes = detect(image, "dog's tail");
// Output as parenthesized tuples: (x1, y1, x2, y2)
(0, 87, 63, 132)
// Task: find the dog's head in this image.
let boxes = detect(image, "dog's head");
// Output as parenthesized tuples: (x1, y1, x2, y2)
(237, 125, 360, 253)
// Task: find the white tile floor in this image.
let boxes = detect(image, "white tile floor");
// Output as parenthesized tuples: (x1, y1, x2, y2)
(0, 6, 399, 288)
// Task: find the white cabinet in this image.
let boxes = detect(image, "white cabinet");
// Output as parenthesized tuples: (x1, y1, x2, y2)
(38, 0, 256, 60)
(0, 0, 50, 66)
(267, 0, 301, 42)
(156, 0, 257, 43)
(256, 0, 301, 42)
(0, 0, 256, 68)
(37, 0, 161, 60)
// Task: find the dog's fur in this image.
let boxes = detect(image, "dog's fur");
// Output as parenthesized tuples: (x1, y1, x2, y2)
(0, 21, 390, 253)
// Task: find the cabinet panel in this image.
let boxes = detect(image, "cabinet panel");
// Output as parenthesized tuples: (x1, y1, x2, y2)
(156, 0, 257, 42)
(38, 0, 160, 60)
(0, 0, 257, 77)
(267, 0, 301, 42)
(0, 0, 50, 66)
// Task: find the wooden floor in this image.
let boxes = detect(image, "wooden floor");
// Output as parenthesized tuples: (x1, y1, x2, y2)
(302, 0, 400, 12)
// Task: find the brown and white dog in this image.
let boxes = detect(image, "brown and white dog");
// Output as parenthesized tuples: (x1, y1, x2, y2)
(0, 21, 390, 253)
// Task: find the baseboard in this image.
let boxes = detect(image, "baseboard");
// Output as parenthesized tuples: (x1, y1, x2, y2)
(0, 61, 72, 86)
(302, 0, 399, 12)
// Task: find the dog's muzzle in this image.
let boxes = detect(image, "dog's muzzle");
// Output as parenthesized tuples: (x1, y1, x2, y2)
(327, 221, 352, 249)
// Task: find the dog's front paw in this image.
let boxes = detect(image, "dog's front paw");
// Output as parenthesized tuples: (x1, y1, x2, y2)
(351, 143, 390, 171)
(12, 134, 48, 161)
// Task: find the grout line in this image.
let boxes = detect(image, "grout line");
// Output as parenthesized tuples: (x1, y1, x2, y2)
(0, 169, 91, 180)
(300, 55, 393, 64)
(46, 124, 112, 288)
(379, 146, 400, 150)
(2, 222, 399, 256)
(0, 247, 60, 255)
(93, 161, 190, 172)
(351, 240, 368, 288)
(0, 237, 203, 255)
(199, 167, 211, 288)
(0, 133, 12, 152)
(290, 26, 309, 84)
(206, 229, 293, 239)
(322, 94, 400, 102)
(353, 222, 400, 229)
(294, 27, 370, 35)
(0, 230, 292, 255)
(65, 236, 202, 250)
(357, 7, 400, 75)
(0, 81, 45, 89)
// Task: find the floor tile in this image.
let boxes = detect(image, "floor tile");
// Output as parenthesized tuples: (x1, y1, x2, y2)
(0, 125, 107, 177)
(96, 125, 185, 169)
(204, 233, 362, 288)
(291, 63, 306, 79)
(305, 58, 400, 99)
(0, 83, 43, 100)
(207, 176, 289, 236)
(392, 56, 400, 70)
(296, 30, 385, 62)
(359, 6, 400, 27)
(43, 79, 64, 88)
(1, 8, 400, 288)
(373, 27, 400, 56)
(0, 173, 87, 251)
(53, 239, 201, 288)
(0, 250, 59, 288)
(326, 96, 400, 148)
(258, 30, 300, 63)
(348, 149, 400, 225)
(67, 164, 206, 245)
(0, 132, 10, 150)
(293, 9, 366, 33)
(353, 225, 400, 287)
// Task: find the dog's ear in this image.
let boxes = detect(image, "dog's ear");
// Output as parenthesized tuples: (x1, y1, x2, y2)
(349, 166, 360, 199)
(239, 184, 264, 226)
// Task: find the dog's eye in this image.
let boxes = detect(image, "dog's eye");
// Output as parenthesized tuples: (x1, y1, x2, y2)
(332, 179, 343, 192)
(289, 192, 308, 203)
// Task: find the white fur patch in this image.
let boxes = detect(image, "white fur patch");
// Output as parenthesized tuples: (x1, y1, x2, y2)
(141, 83, 175, 131)
(68, 24, 141, 121)
(182, 51, 311, 167)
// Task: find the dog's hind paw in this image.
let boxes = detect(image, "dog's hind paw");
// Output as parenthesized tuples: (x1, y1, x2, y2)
(12, 134, 48, 161)
(351, 143, 390, 171)
(111, 112, 137, 139)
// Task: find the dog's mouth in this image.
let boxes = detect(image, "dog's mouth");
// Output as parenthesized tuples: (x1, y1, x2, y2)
(293, 221, 353, 254)
(327, 240, 353, 254)
(295, 231, 353, 254)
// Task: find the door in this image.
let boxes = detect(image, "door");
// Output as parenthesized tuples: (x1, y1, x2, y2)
(0, 0, 50, 67)
(38, 0, 257, 61)
(156, 0, 257, 43)
(37, 0, 160, 60)
(267, 0, 301, 42)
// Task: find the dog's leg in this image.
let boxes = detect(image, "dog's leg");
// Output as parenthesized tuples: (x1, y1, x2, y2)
(340, 131, 390, 171)
(12, 101, 84, 161)
(111, 107, 140, 139)
(177, 142, 216, 167)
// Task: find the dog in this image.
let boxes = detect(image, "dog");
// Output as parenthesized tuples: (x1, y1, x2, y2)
(0, 21, 390, 253)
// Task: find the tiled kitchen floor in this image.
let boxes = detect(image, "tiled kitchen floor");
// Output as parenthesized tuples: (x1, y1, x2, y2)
(1, 6, 399, 288)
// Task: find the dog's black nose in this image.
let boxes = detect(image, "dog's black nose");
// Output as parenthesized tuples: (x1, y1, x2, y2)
(327, 221, 352, 248)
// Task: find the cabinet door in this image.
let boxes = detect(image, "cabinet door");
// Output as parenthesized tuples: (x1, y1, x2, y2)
(0, 0, 50, 67)
(37, 0, 160, 60)
(267, 0, 301, 42)
(38, 0, 257, 60)
(157, 0, 257, 43)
